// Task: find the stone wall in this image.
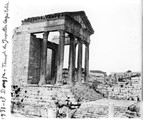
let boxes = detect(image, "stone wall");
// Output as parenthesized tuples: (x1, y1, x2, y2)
(90, 72, 141, 101)
(12, 27, 31, 86)
(108, 73, 141, 101)
(28, 34, 41, 84)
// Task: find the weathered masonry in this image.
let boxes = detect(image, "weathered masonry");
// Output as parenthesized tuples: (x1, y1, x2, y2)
(12, 11, 94, 86)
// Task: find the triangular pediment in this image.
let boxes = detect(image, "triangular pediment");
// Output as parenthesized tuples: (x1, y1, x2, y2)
(64, 11, 94, 34)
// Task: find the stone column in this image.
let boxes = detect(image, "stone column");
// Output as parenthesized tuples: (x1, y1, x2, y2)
(84, 42, 89, 83)
(39, 31, 49, 86)
(77, 38, 82, 83)
(68, 34, 75, 85)
(56, 30, 65, 85)
(51, 50, 56, 84)
(75, 43, 77, 82)
(52, 49, 58, 85)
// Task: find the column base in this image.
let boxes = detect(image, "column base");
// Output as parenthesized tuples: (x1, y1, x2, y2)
(38, 81, 46, 86)
(55, 81, 63, 86)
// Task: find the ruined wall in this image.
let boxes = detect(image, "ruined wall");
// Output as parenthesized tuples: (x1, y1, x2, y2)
(108, 73, 141, 101)
(12, 28, 43, 85)
(12, 27, 31, 86)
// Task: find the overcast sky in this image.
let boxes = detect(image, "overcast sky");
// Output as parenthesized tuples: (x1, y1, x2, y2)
(8, 0, 141, 74)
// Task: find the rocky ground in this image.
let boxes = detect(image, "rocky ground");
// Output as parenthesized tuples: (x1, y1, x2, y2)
(11, 98, 138, 118)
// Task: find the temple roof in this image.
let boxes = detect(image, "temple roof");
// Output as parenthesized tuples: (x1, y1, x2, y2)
(22, 11, 94, 34)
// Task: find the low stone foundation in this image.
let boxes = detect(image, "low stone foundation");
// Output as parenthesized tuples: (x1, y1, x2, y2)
(11, 83, 104, 118)
(11, 85, 76, 118)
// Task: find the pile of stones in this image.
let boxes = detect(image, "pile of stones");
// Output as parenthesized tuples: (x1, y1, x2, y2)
(71, 83, 103, 102)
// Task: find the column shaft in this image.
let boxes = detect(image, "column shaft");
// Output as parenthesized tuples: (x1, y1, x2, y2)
(56, 30, 65, 85)
(68, 34, 75, 85)
(51, 50, 56, 84)
(84, 43, 89, 82)
(77, 39, 82, 83)
(39, 31, 49, 85)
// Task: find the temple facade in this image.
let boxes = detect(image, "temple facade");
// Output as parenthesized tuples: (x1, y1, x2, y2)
(12, 11, 94, 86)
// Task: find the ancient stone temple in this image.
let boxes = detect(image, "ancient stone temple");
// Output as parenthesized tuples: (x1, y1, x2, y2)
(12, 11, 95, 118)
(12, 11, 94, 86)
